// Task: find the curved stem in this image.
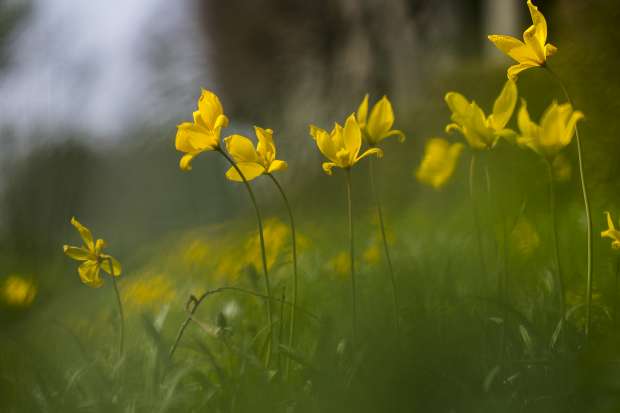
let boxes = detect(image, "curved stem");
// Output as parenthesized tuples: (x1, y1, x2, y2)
(469, 155, 486, 276)
(217, 148, 273, 367)
(544, 66, 593, 339)
(368, 157, 401, 338)
(168, 286, 320, 360)
(546, 160, 566, 321)
(109, 259, 124, 358)
(267, 173, 298, 379)
(345, 168, 357, 348)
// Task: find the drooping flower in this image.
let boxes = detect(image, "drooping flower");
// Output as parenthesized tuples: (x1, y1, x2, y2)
(309, 114, 383, 175)
(415, 138, 464, 189)
(224, 126, 288, 182)
(1, 275, 37, 307)
(356, 95, 405, 146)
(601, 212, 620, 250)
(445, 79, 518, 150)
(63, 217, 122, 288)
(516, 99, 584, 159)
(175, 89, 229, 171)
(488, 0, 558, 79)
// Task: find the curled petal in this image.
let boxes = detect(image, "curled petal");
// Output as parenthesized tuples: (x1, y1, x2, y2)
(355, 147, 383, 164)
(507, 62, 538, 80)
(179, 152, 201, 171)
(445, 123, 463, 135)
(379, 129, 406, 144)
(71, 217, 94, 251)
(78, 260, 103, 288)
(63, 245, 91, 261)
(322, 162, 337, 175)
(100, 254, 122, 277)
(545, 43, 558, 58)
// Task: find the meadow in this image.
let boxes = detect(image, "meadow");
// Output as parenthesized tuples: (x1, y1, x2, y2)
(2, 1, 620, 412)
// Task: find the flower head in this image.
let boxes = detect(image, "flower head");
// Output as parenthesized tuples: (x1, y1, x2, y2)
(516, 99, 584, 159)
(601, 212, 620, 250)
(445, 79, 518, 150)
(175, 89, 229, 171)
(63, 217, 122, 288)
(488, 0, 558, 79)
(2, 275, 37, 307)
(224, 126, 288, 182)
(309, 114, 383, 175)
(415, 138, 464, 189)
(356, 95, 405, 146)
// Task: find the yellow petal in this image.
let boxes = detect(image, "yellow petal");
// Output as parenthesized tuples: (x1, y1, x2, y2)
(78, 260, 103, 288)
(100, 254, 122, 277)
(415, 138, 463, 189)
(379, 129, 406, 143)
(322, 162, 337, 175)
(444, 92, 470, 123)
(198, 89, 225, 130)
(255, 126, 276, 161)
(63, 245, 92, 261)
(527, 0, 548, 47)
(367, 96, 394, 143)
(176, 123, 219, 152)
(267, 159, 287, 174)
(487, 35, 538, 64)
(605, 211, 616, 232)
(507, 62, 538, 80)
(354, 147, 383, 165)
(224, 135, 259, 163)
(225, 162, 265, 182)
(343, 114, 362, 163)
(545, 43, 558, 58)
(490, 79, 517, 130)
(179, 152, 201, 171)
(312, 125, 339, 163)
(357, 94, 369, 128)
(560, 109, 584, 147)
(523, 25, 545, 63)
(70, 217, 94, 251)
(94, 239, 106, 255)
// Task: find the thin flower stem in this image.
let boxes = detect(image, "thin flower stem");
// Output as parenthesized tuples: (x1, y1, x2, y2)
(345, 168, 357, 348)
(546, 160, 566, 321)
(267, 173, 298, 379)
(615, 256, 620, 330)
(469, 155, 486, 276)
(217, 148, 274, 367)
(109, 259, 124, 358)
(368, 157, 401, 338)
(544, 66, 593, 339)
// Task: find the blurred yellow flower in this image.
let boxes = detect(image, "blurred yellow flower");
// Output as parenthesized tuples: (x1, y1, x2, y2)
(552, 153, 572, 182)
(362, 244, 381, 266)
(175, 89, 229, 171)
(63, 217, 122, 288)
(309, 114, 383, 175)
(415, 138, 464, 189)
(356, 95, 405, 146)
(182, 238, 211, 266)
(516, 100, 584, 159)
(123, 273, 176, 311)
(510, 217, 541, 257)
(246, 218, 289, 271)
(2, 275, 36, 307)
(601, 212, 620, 250)
(445, 79, 517, 150)
(224, 126, 288, 182)
(329, 251, 350, 277)
(488, 0, 557, 79)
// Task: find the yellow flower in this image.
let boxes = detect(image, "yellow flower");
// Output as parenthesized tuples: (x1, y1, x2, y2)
(245, 217, 289, 271)
(601, 212, 620, 250)
(415, 138, 464, 189)
(328, 251, 350, 277)
(224, 126, 288, 182)
(488, 0, 558, 79)
(516, 100, 584, 159)
(356, 95, 405, 145)
(445, 79, 518, 150)
(362, 244, 381, 266)
(63, 217, 122, 288)
(309, 114, 383, 175)
(123, 273, 176, 311)
(175, 89, 229, 171)
(2, 275, 36, 307)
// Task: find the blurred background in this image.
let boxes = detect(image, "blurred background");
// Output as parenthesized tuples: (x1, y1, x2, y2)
(1, 0, 620, 410)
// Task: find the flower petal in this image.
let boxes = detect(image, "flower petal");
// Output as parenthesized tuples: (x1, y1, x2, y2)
(176, 123, 219, 152)
(507, 62, 538, 80)
(487, 34, 538, 64)
(267, 159, 287, 174)
(356, 94, 369, 128)
(71, 217, 94, 251)
(322, 162, 337, 175)
(63, 245, 92, 261)
(255, 126, 275, 161)
(367, 96, 394, 144)
(527, 0, 548, 46)
(225, 162, 265, 182)
(78, 260, 103, 288)
(179, 152, 201, 171)
(198, 89, 225, 130)
(354, 147, 383, 164)
(100, 254, 122, 277)
(224, 135, 259, 164)
(343, 114, 362, 163)
(490, 79, 517, 130)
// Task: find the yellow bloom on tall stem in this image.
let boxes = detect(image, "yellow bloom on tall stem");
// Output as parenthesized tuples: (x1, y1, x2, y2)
(356, 95, 405, 146)
(63, 217, 124, 356)
(175, 89, 229, 171)
(224, 127, 288, 181)
(516, 99, 584, 159)
(309, 114, 383, 175)
(602, 212, 620, 250)
(445, 79, 518, 150)
(416, 138, 464, 189)
(488, 0, 557, 79)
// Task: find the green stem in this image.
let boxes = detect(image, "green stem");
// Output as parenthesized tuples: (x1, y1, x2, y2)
(546, 160, 566, 321)
(615, 256, 620, 330)
(267, 173, 299, 379)
(109, 259, 124, 358)
(345, 168, 357, 348)
(368, 157, 401, 338)
(217, 148, 273, 367)
(544, 66, 593, 339)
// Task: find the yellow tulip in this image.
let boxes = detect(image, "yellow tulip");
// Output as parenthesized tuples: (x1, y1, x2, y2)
(175, 89, 229, 171)
(601, 212, 620, 250)
(2, 275, 36, 307)
(63, 217, 122, 288)
(445, 79, 518, 150)
(516, 99, 584, 159)
(356, 95, 405, 145)
(415, 138, 464, 189)
(224, 126, 288, 182)
(488, 0, 557, 80)
(309, 114, 383, 175)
